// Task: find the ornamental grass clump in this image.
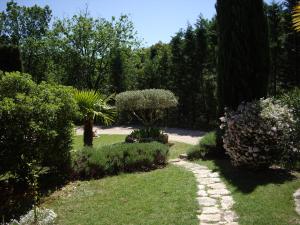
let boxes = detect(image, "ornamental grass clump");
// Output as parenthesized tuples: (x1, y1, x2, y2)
(221, 98, 297, 169)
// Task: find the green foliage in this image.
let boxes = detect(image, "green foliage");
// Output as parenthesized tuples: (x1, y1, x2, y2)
(187, 131, 217, 159)
(72, 142, 169, 179)
(74, 90, 116, 123)
(73, 90, 116, 146)
(125, 128, 168, 144)
(0, 72, 77, 179)
(0, 45, 23, 72)
(221, 98, 298, 169)
(116, 89, 177, 127)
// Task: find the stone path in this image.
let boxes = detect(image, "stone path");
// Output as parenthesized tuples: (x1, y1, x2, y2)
(170, 159, 239, 225)
(293, 189, 300, 215)
(76, 126, 206, 145)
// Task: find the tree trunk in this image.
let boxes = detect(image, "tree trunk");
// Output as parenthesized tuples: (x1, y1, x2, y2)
(84, 118, 94, 146)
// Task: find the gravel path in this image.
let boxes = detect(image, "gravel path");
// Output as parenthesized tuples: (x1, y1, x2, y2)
(170, 159, 239, 225)
(75, 125, 206, 145)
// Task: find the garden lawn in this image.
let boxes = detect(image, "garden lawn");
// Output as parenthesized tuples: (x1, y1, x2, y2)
(42, 165, 198, 225)
(41, 135, 199, 224)
(195, 159, 300, 225)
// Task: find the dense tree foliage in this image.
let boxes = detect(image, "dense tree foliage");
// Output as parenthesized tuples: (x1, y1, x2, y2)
(0, 45, 22, 72)
(0, 0, 298, 129)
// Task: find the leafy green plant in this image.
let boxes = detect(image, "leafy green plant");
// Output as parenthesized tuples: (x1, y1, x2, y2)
(74, 90, 116, 146)
(125, 128, 168, 144)
(0, 72, 77, 221)
(72, 142, 169, 179)
(187, 131, 217, 159)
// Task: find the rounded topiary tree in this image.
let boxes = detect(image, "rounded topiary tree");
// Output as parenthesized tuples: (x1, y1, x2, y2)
(116, 89, 178, 129)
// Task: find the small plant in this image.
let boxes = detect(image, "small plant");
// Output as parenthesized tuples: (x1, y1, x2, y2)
(125, 128, 168, 144)
(72, 142, 169, 179)
(187, 131, 217, 159)
(74, 90, 116, 146)
(221, 98, 298, 169)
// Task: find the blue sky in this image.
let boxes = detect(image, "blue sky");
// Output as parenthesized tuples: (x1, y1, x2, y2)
(0, 0, 280, 46)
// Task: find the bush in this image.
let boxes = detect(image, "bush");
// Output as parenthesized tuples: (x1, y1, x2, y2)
(116, 89, 177, 127)
(0, 72, 78, 180)
(279, 88, 300, 168)
(72, 142, 169, 179)
(125, 128, 168, 144)
(187, 131, 217, 159)
(221, 98, 298, 169)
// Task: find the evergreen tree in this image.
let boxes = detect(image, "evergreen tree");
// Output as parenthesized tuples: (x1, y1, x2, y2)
(216, 0, 270, 112)
(266, 1, 285, 95)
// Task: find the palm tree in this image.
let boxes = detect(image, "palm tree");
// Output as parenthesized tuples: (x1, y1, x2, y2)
(293, 2, 300, 32)
(74, 90, 116, 146)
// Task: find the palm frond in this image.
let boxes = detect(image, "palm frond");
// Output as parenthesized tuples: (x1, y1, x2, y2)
(293, 3, 300, 32)
(74, 90, 116, 124)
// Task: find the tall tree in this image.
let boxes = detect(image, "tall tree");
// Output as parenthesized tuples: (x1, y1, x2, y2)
(0, 1, 52, 81)
(50, 13, 138, 91)
(266, 1, 285, 95)
(216, 0, 270, 112)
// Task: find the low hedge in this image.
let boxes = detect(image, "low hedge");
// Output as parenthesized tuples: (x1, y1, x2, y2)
(72, 142, 169, 179)
(187, 131, 217, 159)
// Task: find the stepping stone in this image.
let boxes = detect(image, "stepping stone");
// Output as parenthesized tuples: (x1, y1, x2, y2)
(197, 190, 208, 197)
(198, 213, 221, 223)
(224, 211, 239, 222)
(201, 207, 221, 214)
(221, 196, 235, 210)
(207, 183, 227, 190)
(197, 197, 217, 206)
(207, 188, 230, 196)
(200, 177, 221, 185)
(169, 160, 239, 225)
(209, 172, 220, 178)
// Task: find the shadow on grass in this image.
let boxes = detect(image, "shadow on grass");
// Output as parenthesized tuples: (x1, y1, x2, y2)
(205, 158, 298, 194)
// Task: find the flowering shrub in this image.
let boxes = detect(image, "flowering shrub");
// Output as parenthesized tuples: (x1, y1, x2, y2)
(221, 98, 297, 169)
(8, 207, 57, 225)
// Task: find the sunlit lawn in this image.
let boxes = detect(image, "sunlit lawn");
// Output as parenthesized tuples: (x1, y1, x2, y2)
(41, 135, 198, 225)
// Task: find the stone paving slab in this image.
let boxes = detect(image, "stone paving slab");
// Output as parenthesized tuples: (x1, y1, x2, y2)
(170, 159, 239, 225)
(294, 188, 300, 215)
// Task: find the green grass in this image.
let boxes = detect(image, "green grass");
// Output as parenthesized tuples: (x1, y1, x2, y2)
(72, 134, 126, 152)
(42, 165, 198, 225)
(195, 159, 300, 225)
(41, 135, 198, 224)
